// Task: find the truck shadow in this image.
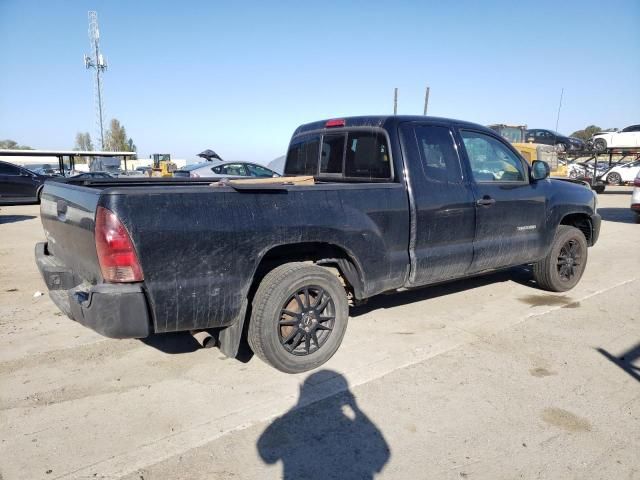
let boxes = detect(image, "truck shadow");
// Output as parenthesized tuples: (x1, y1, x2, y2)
(0, 214, 36, 224)
(351, 267, 533, 318)
(256, 370, 390, 479)
(140, 332, 201, 354)
(597, 207, 638, 224)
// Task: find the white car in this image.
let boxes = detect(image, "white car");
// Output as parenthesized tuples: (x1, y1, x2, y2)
(632, 170, 640, 223)
(173, 161, 280, 179)
(592, 125, 640, 152)
(602, 159, 640, 185)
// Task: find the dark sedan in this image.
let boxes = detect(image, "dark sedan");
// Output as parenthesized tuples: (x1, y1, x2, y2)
(526, 129, 586, 152)
(0, 161, 47, 205)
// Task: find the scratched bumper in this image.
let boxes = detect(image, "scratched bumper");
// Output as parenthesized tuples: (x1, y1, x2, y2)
(35, 242, 152, 338)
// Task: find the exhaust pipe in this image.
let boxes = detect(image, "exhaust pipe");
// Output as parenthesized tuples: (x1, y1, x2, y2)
(191, 330, 215, 349)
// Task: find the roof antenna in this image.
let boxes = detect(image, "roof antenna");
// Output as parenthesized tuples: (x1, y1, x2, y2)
(555, 87, 564, 133)
(423, 86, 430, 116)
(393, 88, 398, 115)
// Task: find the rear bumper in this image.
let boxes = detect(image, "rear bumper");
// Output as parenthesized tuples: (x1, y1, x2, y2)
(35, 242, 151, 338)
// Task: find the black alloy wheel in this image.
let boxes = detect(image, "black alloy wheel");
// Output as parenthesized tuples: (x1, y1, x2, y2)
(278, 286, 335, 356)
(556, 238, 583, 283)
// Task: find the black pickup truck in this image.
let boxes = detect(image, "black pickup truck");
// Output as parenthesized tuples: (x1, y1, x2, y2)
(35, 116, 600, 373)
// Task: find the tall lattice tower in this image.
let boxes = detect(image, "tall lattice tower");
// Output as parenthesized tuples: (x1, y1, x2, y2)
(84, 11, 108, 150)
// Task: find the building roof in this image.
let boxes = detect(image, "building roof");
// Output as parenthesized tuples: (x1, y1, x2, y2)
(0, 149, 137, 157)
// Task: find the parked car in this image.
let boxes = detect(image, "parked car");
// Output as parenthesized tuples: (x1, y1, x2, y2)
(526, 129, 586, 152)
(568, 160, 610, 179)
(35, 115, 600, 373)
(0, 160, 47, 205)
(70, 172, 115, 180)
(601, 159, 640, 185)
(173, 161, 280, 178)
(591, 125, 640, 152)
(631, 170, 640, 223)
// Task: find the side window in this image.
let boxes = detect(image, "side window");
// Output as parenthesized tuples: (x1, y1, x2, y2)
(413, 126, 463, 183)
(0, 163, 20, 175)
(285, 135, 320, 175)
(246, 164, 276, 177)
(536, 131, 547, 138)
(344, 131, 391, 179)
(222, 164, 247, 176)
(460, 131, 527, 183)
(320, 134, 345, 174)
(211, 165, 221, 174)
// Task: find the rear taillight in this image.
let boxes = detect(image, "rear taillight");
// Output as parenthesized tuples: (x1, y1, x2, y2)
(95, 206, 144, 282)
(634, 177, 640, 187)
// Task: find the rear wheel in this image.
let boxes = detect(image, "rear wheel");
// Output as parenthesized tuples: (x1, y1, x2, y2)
(594, 138, 607, 153)
(606, 172, 622, 185)
(532, 226, 588, 292)
(248, 262, 349, 373)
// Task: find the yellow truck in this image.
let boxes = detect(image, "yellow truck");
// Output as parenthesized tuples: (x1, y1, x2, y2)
(488, 124, 566, 176)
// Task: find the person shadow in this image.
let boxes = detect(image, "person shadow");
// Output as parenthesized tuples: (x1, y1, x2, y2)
(257, 370, 391, 479)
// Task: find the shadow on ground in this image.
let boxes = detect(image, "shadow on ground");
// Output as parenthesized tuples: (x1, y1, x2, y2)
(600, 189, 632, 195)
(140, 332, 202, 354)
(257, 370, 390, 479)
(597, 342, 640, 383)
(351, 266, 534, 317)
(597, 207, 638, 224)
(0, 215, 36, 224)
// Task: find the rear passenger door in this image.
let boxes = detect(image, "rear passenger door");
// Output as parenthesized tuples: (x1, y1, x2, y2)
(458, 129, 547, 272)
(399, 122, 476, 286)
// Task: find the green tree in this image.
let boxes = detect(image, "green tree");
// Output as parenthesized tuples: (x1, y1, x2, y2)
(570, 125, 603, 142)
(74, 132, 94, 151)
(0, 139, 32, 150)
(105, 118, 136, 152)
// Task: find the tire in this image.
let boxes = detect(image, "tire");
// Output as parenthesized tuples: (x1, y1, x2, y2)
(594, 138, 607, 153)
(247, 262, 349, 373)
(606, 172, 622, 186)
(569, 170, 578, 179)
(532, 225, 588, 292)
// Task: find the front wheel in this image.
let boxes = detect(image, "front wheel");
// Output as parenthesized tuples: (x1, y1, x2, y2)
(532, 226, 588, 292)
(248, 262, 349, 373)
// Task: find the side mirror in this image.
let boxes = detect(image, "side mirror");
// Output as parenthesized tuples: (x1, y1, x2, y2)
(531, 160, 550, 181)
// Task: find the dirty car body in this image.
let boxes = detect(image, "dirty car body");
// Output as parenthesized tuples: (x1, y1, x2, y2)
(35, 116, 601, 371)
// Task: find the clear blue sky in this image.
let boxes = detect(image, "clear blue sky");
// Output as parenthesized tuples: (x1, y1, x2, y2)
(1, 0, 639, 164)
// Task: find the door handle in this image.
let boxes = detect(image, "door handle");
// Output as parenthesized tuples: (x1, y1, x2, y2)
(476, 196, 496, 207)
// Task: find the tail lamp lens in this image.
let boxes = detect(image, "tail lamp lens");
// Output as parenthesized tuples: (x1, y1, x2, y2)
(95, 206, 144, 282)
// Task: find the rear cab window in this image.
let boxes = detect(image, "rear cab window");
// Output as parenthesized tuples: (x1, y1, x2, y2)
(285, 129, 393, 181)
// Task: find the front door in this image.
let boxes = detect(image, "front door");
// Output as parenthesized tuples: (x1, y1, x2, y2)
(400, 122, 476, 286)
(457, 129, 547, 272)
(0, 162, 36, 201)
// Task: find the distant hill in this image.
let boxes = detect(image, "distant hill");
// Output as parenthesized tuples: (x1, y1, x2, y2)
(267, 155, 286, 174)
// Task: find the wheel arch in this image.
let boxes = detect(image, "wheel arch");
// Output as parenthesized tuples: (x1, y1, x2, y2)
(218, 241, 364, 359)
(559, 212, 594, 246)
(251, 242, 365, 301)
